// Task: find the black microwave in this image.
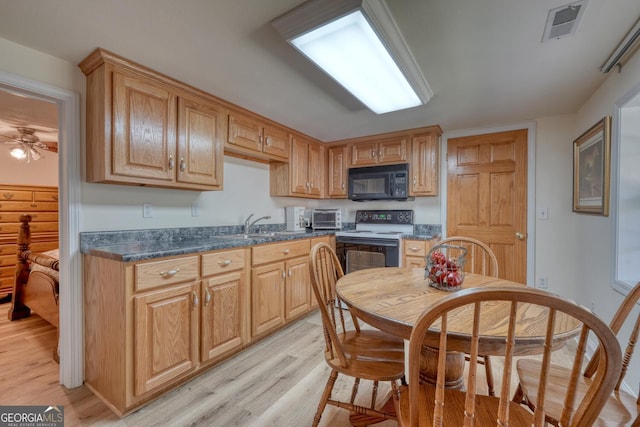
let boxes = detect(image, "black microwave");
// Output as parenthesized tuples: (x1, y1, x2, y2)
(348, 163, 413, 201)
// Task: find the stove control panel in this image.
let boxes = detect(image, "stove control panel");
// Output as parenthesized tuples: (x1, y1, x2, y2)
(355, 210, 413, 224)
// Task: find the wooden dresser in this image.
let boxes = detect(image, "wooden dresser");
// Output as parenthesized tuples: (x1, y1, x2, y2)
(0, 184, 59, 298)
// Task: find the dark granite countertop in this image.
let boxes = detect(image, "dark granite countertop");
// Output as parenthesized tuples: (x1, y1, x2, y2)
(82, 230, 336, 262)
(80, 224, 441, 263)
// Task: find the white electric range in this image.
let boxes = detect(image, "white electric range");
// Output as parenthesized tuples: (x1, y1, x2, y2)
(335, 209, 414, 273)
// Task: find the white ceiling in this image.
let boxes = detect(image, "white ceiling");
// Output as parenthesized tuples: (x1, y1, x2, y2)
(0, 0, 639, 142)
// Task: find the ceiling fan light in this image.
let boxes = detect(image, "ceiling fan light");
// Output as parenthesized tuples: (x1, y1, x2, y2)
(10, 147, 27, 160)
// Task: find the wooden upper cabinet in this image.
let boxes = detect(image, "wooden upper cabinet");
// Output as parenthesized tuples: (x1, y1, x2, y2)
(79, 48, 226, 191)
(410, 130, 441, 196)
(327, 145, 348, 198)
(112, 71, 177, 181)
(178, 95, 225, 188)
(226, 110, 289, 161)
(270, 135, 325, 198)
(350, 137, 407, 166)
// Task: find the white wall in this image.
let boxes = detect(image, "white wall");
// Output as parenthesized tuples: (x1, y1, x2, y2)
(532, 115, 580, 299)
(571, 50, 640, 391)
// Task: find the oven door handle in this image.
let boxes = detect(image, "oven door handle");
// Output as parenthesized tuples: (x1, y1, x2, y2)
(335, 237, 400, 247)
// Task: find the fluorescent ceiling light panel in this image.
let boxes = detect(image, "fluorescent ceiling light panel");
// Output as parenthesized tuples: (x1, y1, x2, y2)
(273, 0, 432, 114)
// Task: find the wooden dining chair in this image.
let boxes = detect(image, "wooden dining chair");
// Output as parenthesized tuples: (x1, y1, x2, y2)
(396, 286, 622, 427)
(308, 242, 405, 426)
(513, 281, 640, 426)
(437, 235, 500, 396)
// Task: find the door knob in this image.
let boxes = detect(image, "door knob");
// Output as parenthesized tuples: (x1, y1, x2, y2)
(515, 232, 525, 240)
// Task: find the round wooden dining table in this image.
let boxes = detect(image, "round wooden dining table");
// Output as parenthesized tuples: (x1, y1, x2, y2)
(336, 267, 581, 388)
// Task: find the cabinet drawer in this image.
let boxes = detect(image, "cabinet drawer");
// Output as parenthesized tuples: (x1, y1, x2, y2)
(0, 190, 32, 201)
(135, 256, 199, 292)
(0, 212, 58, 223)
(0, 223, 19, 235)
(0, 244, 15, 256)
(29, 222, 58, 233)
(0, 276, 13, 293)
(0, 201, 58, 211)
(202, 248, 246, 276)
(404, 240, 427, 257)
(252, 239, 310, 266)
(30, 241, 59, 253)
(0, 265, 15, 278)
(33, 191, 58, 202)
(0, 255, 15, 267)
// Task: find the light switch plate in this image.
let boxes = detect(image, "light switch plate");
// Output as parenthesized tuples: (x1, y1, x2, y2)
(191, 202, 200, 217)
(537, 207, 549, 220)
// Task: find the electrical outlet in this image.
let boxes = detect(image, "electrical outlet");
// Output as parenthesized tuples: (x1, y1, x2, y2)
(537, 276, 548, 289)
(142, 203, 153, 218)
(191, 202, 200, 217)
(537, 207, 549, 220)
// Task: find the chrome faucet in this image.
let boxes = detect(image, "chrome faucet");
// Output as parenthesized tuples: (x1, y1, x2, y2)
(243, 214, 271, 234)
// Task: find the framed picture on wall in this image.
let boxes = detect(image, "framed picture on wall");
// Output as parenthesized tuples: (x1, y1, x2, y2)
(573, 116, 612, 216)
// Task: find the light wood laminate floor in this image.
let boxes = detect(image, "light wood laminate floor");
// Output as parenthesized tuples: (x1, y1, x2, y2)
(0, 303, 575, 426)
(0, 303, 398, 426)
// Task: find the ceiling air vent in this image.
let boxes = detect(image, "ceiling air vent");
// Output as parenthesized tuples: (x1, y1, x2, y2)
(542, 0, 587, 42)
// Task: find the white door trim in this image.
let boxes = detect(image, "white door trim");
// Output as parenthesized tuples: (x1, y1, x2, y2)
(0, 70, 83, 388)
(441, 121, 536, 287)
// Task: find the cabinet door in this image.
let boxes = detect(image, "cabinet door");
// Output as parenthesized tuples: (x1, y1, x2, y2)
(177, 96, 225, 188)
(262, 124, 290, 160)
(251, 262, 285, 338)
(328, 145, 348, 198)
(201, 271, 245, 363)
(378, 137, 408, 164)
(227, 112, 262, 153)
(351, 142, 378, 166)
(290, 136, 310, 195)
(134, 282, 199, 396)
(410, 132, 439, 196)
(307, 142, 325, 197)
(112, 71, 177, 181)
(285, 257, 311, 320)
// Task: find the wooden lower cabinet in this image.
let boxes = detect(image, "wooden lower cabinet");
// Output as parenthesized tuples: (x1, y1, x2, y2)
(284, 256, 311, 320)
(403, 238, 437, 268)
(84, 248, 248, 416)
(251, 262, 286, 337)
(84, 237, 324, 416)
(250, 238, 311, 339)
(134, 282, 200, 396)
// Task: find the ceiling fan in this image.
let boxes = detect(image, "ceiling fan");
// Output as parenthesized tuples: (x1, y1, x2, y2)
(0, 127, 57, 163)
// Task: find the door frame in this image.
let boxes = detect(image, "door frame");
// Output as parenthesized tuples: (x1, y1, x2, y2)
(0, 70, 82, 388)
(441, 121, 536, 286)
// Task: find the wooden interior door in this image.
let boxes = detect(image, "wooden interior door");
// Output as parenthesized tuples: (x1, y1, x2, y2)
(447, 129, 528, 283)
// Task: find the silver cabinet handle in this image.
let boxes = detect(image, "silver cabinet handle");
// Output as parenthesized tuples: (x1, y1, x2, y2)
(288, 269, 292, 277)
(413, 177, 417, 186)
(341, 183, 345, 189)
(265, 136, 271, 146)
(204, 288, 211, 306)
(371, 149, 376, 157)
(179, 158, 185, 172)
(409, 246, 420, 252)
(168, 155, 175, 170)
(281, 270, 286, 279)
(515, 232, 525, 240)
(159, 268, 180, 278)
(282, 249, 290, 254)
(378, 150, 382, 157)
(192, 291, 199, 308)
(218, 259, 232, 266)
